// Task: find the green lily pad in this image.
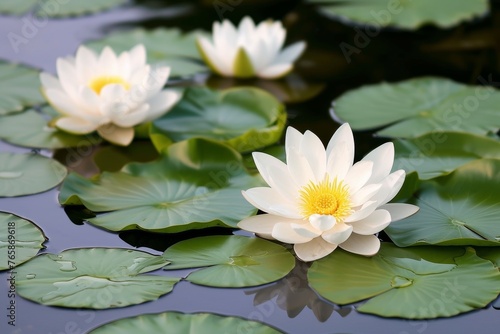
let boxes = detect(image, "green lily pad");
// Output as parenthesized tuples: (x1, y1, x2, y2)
(332, 77, 500, 138)
(151, 87, 286, 153)
(59, 138, 262, 233)
(386, 159, 500, 247)
(307, 0, 489, 30)
(86, 28, 208, 77)
(0, 0, 126, 16)
(0, 152, 67, 197)
(88, 311, 282, 334)
(308, 244, 500, 319)
(163, 235, 295, 287)
(36, 0, 127, 17)
(0, 0, 36, 15)
(204, 73, 325, 104)
(0, 61, 44, 115)
(16, 248, 179, 309)
(0, 109, 101, 149)
(0, 212, 47, 271)
(393, 132, 500, 180)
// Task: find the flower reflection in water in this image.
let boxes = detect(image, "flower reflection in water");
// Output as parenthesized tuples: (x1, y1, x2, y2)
(245, 260, 352, 322)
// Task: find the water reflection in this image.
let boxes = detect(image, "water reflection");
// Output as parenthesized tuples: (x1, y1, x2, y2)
(245, 260, 352, 322)
(119, 228, 234, 251)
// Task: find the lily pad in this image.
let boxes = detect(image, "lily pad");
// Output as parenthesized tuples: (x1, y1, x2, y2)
(88, 311, 282, 334)
(86, 28, 208, 77)
(307, 0, 489, 30)
(0, 110, 101, 149)
(0, 0, 36, 15)
(0, 0, 126, 16)
(332, 77, 500, 138)
(59, 138, 262, 233)
(36, 0, 127, 17)
(0, 152, 67, 197)
(393, 132, 500, 180)
(0, 61, 44, 115)
(0, 212, 47, 271)
(163, 235, 295, 287)
(16, 248, 179, 309)
(386, 159, 500, 247)
(151, 87, 286, 153)
(308, 244, 500, 319)
(203, 73, 326, 104)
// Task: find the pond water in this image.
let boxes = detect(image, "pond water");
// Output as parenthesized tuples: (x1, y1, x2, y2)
(1, 1, 500, 333)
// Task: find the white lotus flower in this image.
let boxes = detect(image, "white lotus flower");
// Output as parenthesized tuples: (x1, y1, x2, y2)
(40, 44, 181, 146)
(238, 124, 419, 262)
(197, 16, 306, 79)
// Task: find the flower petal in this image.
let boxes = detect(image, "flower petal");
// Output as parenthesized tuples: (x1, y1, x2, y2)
(345, 200, 378, 223)
(238, 213, 300, 236)
(379, 203, 419, 221)
(372, 170, 406, 206)
(97, 124, 134, 146)
(257, 63, 292, 79)
(272, 222, 313, 244)
(287, 148, 316, 188)
(326, 124, 354, 180)
(350, 183, 382, 207)
(40, 72, 62, 91)
(362, 142, 394, 184)
(242, 188, 301, 219)
(309, 214, 336, 232)
(301, 130, 326, 182)
(196, 37, 229, 76)
(75, 45, 97, 83)
(291, 223, 322, 238)
(350, 209, 391, 235)
(285, 126, 303, 158)
(55, 117, 98, 134)
(294, 238, 338, 262)
(344, 160, 373, 194)
(143, 90, 182, 122)
(271, 41, 306, 65)
(339, 234, 380, 256)
(322, 221, 353, 244)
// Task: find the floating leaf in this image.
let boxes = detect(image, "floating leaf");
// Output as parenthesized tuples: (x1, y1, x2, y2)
(59, 138, 262, 233)
(308, 244, 500, 319)
(393, 132, 500, 180)
(151, 87, 286, 153)
(204, 73, 325, 104)
(332, 77, 500, 138)
(0, 110, 101, 149)
(163, 235, 295, 287)
(0, 0, 126, 16)
(0, 152, 67, 197)
(0, 212, 46, 271)
(0, 0, 36, 15)
(88, 311, 282, 334)
(36, 0, 127, 17)
(86, 28, 208, 77)
(307, 0, 489, 30)
(386, 159, 500, 246)
(16, 248, 179, 309)
(0, 61, 44, 115)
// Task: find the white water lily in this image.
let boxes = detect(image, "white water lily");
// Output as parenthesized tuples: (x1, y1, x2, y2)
(238, 124, 419, 262)
(197, 16, 306, 79)
(40, 44, 181, 146)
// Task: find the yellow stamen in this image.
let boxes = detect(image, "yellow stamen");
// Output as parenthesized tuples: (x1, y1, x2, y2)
(89, 76, 129, 95)
(300, 176, 352, 220)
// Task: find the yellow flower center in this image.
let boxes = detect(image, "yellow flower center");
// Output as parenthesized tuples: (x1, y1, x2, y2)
(299, 176, 352, 220)
(89, 76, 130, 95)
